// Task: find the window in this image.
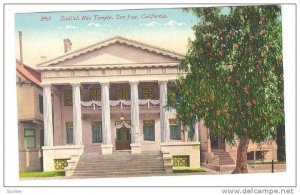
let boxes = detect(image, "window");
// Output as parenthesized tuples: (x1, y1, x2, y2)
(256, 151, 264, 160)
(116, 87, 128, 100)
(24, 129, 36, 149)
(66, 122, 73, 144)
(64, 89, 72, 106)
(39, 95, 43, 114)
(141, 86, 154, 99)
(247, 151, 255, 161)
(90, 88, 101, 101)
(143, 120, 155, 141)
(169, 119, 181, 140)
(91, 121, 102, 143)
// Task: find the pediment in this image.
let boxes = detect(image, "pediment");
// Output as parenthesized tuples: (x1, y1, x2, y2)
(37, 36, 184, 68)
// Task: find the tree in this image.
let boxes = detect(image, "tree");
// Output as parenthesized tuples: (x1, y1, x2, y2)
(167, 5, 284, 173)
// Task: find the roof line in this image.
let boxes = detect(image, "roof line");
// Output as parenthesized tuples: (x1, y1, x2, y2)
(36, 36, 185, 67)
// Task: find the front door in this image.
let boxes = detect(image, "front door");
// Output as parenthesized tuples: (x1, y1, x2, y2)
(116, 127, 131, 150)
(210, 131, 225, 149)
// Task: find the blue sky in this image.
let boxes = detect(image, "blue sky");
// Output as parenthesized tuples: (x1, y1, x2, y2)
(15, 8, 200, 66)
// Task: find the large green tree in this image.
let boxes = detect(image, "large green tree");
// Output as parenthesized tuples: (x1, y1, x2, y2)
(168, 5, 284, 173)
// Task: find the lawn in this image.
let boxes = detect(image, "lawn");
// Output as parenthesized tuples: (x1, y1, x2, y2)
(248, 161, 286, 165)
(19, 171, 65, 178)
(172, 168, 206, 173)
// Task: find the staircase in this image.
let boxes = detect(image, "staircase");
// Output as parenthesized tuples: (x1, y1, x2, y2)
(201, 149, 235, 171)
(72, 151, 166, 177)
(211, 149, 235, 166)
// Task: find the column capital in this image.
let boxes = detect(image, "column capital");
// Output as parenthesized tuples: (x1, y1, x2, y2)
(70, 83, 81, 87)
(129, 81, 139, 86)
(158, 80, 169, 85)
(100, 82, 110, 87)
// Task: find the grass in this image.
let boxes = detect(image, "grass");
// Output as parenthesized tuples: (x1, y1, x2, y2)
(173, 168, 206, 173)
(248, 161, 286, 165)
(19, 171, 65, 178)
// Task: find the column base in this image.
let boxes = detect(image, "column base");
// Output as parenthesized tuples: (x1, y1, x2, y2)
(101, 144, 113, 155)
(130, 143, 142, 154)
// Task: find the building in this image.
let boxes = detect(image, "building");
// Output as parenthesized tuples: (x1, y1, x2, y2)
(35, 36, 277, 175)
(198, 121, 277, 171)
(16, 60, 44, 171)
(36, 37, 200, 174)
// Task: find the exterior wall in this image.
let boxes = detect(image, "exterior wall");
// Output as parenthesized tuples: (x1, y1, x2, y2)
(42, 145, 84, 171)
(198, 120, 278, 164)
(17, 75, 44, 172)
(17, 80, 43, 121)
(17, 84, 35, 120)
(53, 89, 63, 145)
(226, 141, 278, 163)
(18, 123, 43, 171)
(161, 142, 201, 169)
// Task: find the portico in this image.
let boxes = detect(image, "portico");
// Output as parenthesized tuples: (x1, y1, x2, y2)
(38, 36, 201, 172)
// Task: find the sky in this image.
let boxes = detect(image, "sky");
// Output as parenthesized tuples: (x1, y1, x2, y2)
(15, 8, 200, 66)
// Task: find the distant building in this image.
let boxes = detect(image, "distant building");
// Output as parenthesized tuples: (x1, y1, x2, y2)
(16, 60, 44, 171)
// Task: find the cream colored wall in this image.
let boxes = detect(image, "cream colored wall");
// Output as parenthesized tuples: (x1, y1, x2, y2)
(42, 145, 84, 171)
(17, 77, 43, 121)
(17, 84, 35, 120)
(161, 142, 201, 169)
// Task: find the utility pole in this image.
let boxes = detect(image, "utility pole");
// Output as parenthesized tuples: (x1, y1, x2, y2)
(18, 31, 23, 66)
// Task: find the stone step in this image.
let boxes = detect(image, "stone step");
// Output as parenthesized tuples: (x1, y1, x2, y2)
(76, 164, 164, 169)
(82, 152, 161, 156)
(76, 166, 164, 171)
(73, 170, 166, 177)
(81, 155, 161, 159)
(211, 149, 235, 166)
(78, 159, 163, 164)
(80, 155, 163, 159)
(72, 152, 166, 177)
(77, 162, 163, 167)
(79, 158, 163, 162)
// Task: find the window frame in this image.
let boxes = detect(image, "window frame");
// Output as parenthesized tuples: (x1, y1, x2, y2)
(141, 86, 154, 99)
(169, 119, 181, 140)
(66, 122, 73, 144)
(116, 87, 128, 100)
(64, 89, 73, 106)
(91, 121, 102, 143)
(90, 88, 101, 101)
(143, 120, 155, 141)
(24, 128, 36, 149)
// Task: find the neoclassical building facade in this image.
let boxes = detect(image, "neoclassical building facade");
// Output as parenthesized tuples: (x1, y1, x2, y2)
(37, 37, 201, 172)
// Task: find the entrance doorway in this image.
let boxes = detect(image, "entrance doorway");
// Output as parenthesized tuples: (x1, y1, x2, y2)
(116, 127, 131, 150)
(210, 131, 225, 149)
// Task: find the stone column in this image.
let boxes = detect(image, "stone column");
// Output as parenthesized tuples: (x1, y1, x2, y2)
(43, 84, 53, 146)
(159, 81, 170, 143)
(193, 121, 199, 142)
(130, 82, 141, 154)
(72, 83, 83, 145)
(100, 83, 112, 154)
